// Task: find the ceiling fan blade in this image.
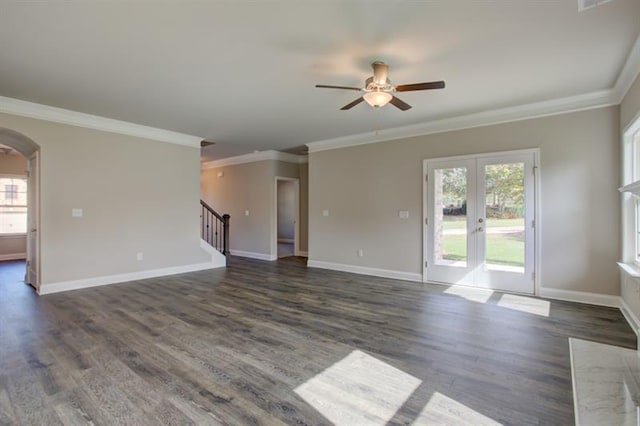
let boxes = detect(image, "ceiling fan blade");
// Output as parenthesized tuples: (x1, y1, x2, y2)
(395, 81, 446, 92)
(340, 97, 365, 110)
(315, 84, 362, 91)
(390, 96, 412, 111)
(372, 62, 389, 85)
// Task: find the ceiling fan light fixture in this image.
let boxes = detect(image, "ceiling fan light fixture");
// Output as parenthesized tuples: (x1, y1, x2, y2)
(363, 90, 392, 108)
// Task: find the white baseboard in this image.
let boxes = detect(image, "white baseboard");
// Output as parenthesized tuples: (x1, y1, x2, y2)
(0, 252, 26, 261)
(39, 261, 223, 295)
(278, 238, 294, 244)
(307, 259, 422, 282)
(619, 297, 640, 337)
(538, 287, 621, 307)
(296, 250, 308, 257)
(230, 249, 277, 261)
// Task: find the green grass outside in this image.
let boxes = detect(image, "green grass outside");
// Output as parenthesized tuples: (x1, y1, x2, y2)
(443, 217, 524, 230)
(441, 232, 524, 267)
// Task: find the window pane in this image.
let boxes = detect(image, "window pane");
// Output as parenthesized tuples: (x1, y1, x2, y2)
(0, 177, 27, 234)
(0, 206, 26, 234)
(634, 131, 640, 182)
(636, 198, 640, 263)
(484, 162, 525, 273)
(434, 167, 467, 267)
(0, 177, 27, 206)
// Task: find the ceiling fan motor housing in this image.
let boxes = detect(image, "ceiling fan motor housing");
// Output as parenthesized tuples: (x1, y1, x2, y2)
(365, 76, 393, 92)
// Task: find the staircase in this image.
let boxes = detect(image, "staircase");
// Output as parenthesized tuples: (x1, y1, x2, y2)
(200, 200, 230, 257)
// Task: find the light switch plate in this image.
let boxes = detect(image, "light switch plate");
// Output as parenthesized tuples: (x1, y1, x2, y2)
(399, 210, 409, 219)
(217, 171, 224, 178)
(72, 208, 83, 218)
(322, 210, 329, 217)
(245, 210, 250, 216)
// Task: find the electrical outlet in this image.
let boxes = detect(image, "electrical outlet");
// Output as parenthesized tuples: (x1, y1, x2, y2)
(136, 252, 143, 261)
(245, 210, 249, 216)
(357, 249, 364, 257)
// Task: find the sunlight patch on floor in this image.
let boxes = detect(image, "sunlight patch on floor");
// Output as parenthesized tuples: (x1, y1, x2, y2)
(294, 350, 421, 425)
(416, 391, 503, 425)
(444, 285, 493, 303)
(497, 293, 550, 317)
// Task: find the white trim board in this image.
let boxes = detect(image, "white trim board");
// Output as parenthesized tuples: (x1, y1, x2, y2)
(306, 90, 615, 153)
(538, 287, 621, 308)
(307, 259, 423, 283)
(0, 95, 202, 147)
(230, 249, 277, 261)
(0, 252, 26, 261)
(201, 150, 308, 169)
(296, 250, 308, 257)
(619, 298, 640, 337)
(38, 261, 223, 295)
(613, 32, 640, 104)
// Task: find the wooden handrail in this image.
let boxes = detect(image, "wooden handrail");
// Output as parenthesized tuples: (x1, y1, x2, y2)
(200, 200, 230, 257)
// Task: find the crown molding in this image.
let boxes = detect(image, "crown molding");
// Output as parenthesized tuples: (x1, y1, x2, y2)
(613, 32, 640, 104)
(201, 150, 308, 169)
(307, 89, 616, 153)
(0, 95, 203, 147)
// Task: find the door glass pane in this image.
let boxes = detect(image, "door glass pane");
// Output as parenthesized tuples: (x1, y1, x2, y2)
(484, 162, 525, 273)
(434, 167, 467, 267)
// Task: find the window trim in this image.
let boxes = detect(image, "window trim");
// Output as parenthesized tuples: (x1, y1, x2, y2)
(621, 116, 640, 268)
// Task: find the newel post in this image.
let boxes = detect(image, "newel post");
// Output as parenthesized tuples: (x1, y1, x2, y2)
(223, 214, 230, 257)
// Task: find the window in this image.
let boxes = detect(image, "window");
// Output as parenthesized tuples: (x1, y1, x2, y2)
(0, 176, 27, 235)
(622, 118, 640, 267)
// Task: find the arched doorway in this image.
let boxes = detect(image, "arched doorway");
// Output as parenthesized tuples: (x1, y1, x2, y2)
(0, 128, 40, 291)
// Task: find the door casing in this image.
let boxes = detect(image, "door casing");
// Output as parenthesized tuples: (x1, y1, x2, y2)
(422, 148, 541, 295)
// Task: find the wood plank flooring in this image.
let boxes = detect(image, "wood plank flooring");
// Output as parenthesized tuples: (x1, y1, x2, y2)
(0, 257, 635, 425)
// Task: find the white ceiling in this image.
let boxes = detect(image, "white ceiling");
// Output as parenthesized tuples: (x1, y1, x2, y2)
(0, 1, 638, 161)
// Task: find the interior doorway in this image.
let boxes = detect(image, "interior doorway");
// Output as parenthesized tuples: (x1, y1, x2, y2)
(0, 128, 40, 292)
(274, 177, 300, 258)
(423, 150, 538, 294)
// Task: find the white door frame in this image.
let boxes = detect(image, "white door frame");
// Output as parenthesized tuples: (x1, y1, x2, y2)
(422, 148, 541, 295)
(273, 177, 300, 258)
(26, 150, 40, 291)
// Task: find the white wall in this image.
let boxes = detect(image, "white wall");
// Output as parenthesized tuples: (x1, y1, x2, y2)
(309, 106, 621, 295)
(0, 112, 213, 291)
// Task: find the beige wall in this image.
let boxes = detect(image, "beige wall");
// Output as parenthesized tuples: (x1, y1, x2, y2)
(0, 151, 26, 175)
(309, 106, 621, 295)
(0, 236, 26, 258)
(201, 159, 309, 257)
(0, 151, 27, 258)
(277, 180, 295, 240)
(201, 161, 274, 255)
(622, 73, 640, 130)
(0, 112, 209, 287)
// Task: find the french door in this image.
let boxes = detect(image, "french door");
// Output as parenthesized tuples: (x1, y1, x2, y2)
(424, 151, 536, 294)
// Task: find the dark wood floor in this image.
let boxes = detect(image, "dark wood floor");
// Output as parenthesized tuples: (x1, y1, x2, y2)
(0, 257, 635, 425)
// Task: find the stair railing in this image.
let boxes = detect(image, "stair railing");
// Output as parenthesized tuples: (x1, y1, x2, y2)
(200, 200, 230, 257)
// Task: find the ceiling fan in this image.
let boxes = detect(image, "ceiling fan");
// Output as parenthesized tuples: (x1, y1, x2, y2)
(315, 61, 445, 111)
